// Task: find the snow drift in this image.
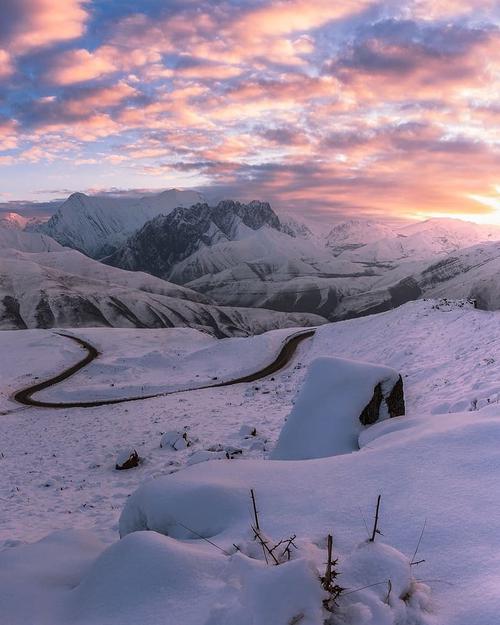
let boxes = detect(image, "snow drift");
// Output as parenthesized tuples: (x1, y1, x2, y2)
(271, 357, 404, 460)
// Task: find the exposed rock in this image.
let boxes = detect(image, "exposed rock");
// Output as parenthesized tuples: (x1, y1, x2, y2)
(360, 376, 405, 425)
(386, 375, 405, 417)
(359, 383, 384, 425)
(115, 449, 140, 470)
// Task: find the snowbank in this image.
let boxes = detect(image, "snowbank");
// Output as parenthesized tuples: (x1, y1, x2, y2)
(0, 530, 104, 625)
(271, 357, 403, 459)
(117, 406, 500, 624)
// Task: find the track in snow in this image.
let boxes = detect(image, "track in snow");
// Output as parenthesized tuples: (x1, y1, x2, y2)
(13, 330, 315, 409)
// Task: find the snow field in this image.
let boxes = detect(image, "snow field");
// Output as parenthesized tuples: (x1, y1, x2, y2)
(2, 299, 500, 624)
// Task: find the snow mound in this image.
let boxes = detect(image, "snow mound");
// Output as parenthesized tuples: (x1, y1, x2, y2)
(336, 541, 433, 625)
(119, 480, 248, 540)
(271, 357, 403, 460)
(69, 531, 226, 625)
(0, 530, 104, 625)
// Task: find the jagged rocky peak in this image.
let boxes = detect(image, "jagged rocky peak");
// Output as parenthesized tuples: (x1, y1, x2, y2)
(213, 199, 280, 230)
(104, 199, 283, 279)
(279, 215, 314, 239)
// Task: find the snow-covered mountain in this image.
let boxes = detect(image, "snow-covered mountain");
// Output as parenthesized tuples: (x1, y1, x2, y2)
(0, 212, 29, 230)
(326, 219, 397, 255)
(105, 200, 291, 278)
(12, 189, 500, 324)
(33, 189, 205, 258)
(0, 246, 324, 333)
(104, 200, 500, 320)
(104, 200, 384, 318)
(0, 226, 63, 252)
(344, 218, 500, 264)
(331, 237, 500, 320)
(278, 215, 315, 240)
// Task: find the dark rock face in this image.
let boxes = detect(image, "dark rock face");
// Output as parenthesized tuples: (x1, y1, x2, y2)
(386, 375, 405, 417)
(35, 293, 55, 328)
(104, 200, 282, 280)
(2, 295, 27, 329)
(359, 382, 383, 425)
(359, 375, 405, 426)
(388, 277, 422, 307)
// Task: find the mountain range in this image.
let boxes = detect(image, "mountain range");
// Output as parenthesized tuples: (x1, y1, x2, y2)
(3, 188, 500, 329)
(0, 228, 324, 334)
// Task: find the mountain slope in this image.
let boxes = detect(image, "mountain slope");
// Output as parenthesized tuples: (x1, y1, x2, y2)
(326, 219, 397, 255)
(331, 238, 500, 319)
(0, 227, 63, 252)
(0, 247, 325, 334)
(342, 218, 500, 264)
(34, 189, 204, 258)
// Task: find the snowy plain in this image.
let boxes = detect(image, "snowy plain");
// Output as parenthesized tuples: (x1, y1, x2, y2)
(2, 299, 500, 624)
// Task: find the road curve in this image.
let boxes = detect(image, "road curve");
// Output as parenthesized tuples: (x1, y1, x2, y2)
(13, 329, 315, 409)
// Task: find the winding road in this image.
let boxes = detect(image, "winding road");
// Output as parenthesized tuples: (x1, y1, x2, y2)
(13, 329, 315, 409)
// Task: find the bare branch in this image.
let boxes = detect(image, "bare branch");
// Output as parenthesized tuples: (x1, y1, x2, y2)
(369, 494, 382, 542)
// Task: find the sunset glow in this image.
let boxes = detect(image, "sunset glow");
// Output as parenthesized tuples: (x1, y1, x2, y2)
(0, 0, 498, 221)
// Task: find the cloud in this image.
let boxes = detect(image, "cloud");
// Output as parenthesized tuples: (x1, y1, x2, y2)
(0, 0, 89, 54)
(1, 0, 498, 221)
(0, 118, 18, 151)
(0, 49, 13, 78)
(47, 48, 118, 86)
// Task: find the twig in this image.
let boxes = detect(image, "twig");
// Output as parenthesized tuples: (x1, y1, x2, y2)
(280, 534, 298, 560)
(250, 488, 272, 564)
(358, 505, 371, 540)
(268, 534, 298, 561)
(250, 488, 260, 531)
(410, 519, 427, 565)
(415, 578, 454, 587)
(321, 534, 343, 610)
(370, 494, 382, 542)
(252, 525, 279, 565)
(384, 579, 392, 604)
(173, 519, 233, 556)
(325, 534, 333, 588)
(249, 489, 297, 565)
(342, 580, 390, 596)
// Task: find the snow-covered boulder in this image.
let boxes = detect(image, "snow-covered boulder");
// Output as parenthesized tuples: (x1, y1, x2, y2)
(115, 448, 140, 470)
(160, 430, 191, 450)
(271, 357, 405, 460)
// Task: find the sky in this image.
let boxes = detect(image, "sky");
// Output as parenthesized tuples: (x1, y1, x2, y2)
(0, 0, 499, 222)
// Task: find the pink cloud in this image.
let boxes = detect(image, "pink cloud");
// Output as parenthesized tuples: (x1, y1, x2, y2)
(0, 119, 18, 151)
(2, 0, 89, 54)
(0, 49, 13, 78)
(61, 81, 138, 116)
(48, 48, 118, 86)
